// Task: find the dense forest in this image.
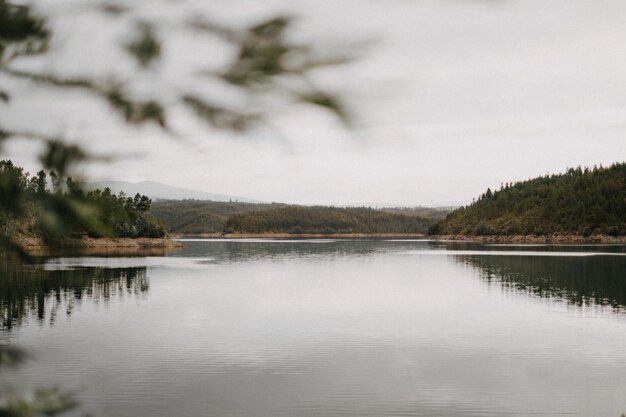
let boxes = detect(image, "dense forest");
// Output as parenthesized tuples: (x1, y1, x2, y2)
(150, 200, 288, 234)
(223, 206, 434, 234)
(151, 201, 441, 235)
(431, 163, 626, 236)
(380, 206, 450, 220)
(0, 160, 165, 241)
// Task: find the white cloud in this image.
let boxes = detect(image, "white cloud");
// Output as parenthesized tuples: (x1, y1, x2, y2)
(3, 0, 626, 205)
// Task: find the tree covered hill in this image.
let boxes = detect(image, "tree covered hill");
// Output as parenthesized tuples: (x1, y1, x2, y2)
(431, 163, 626, 237)
(380, 206, 451, 220)
(150, 200, 287, 235)
(150, 201, 441, 235)
(224, 206, 433, 235)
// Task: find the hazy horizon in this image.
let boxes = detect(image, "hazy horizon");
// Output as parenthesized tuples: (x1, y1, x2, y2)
(86, 178, 468, 207)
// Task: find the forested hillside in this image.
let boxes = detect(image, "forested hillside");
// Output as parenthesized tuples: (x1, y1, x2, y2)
(150, 200, 286, 234)
(431, 163, 626, 236)
(380, 206, 451, 220)
(224, 206, 433, 234)
(151, 200, 444, 235)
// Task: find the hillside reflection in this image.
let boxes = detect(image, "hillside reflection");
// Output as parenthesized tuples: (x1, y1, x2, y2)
(173, 239, 386, 264)
(458, 253, 626, 311)
(0, 257, 148, 331)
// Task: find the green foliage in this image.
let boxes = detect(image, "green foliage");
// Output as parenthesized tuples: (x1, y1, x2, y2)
(151, 200, 444, 235)
(0, 160, 166, 242)
(427, 223, 441, 235)
(0, 160, 27, 216)
(0, 4, 355, 416)
(608, 226, 622, 237)
(150, 200, 286, 234)
(221, 16, 291, 86)
(182, 96, 259, 132)
(0, 342, 74, 417)
(105, 89, 167, 128)
(433, 163, 626, 236)
(224, 206, 433, 234)
(475, 222, 495, 236)
(0, 387, 77, 417)
(82, 187, 165, 238)
(1, 328, 76, 416)
(39, 141, 86, 178)
(1, 4, 351, 142)
(126, 22, 160, 67)
(379, 206, 451, 220)
(0, 1, 49, 64)
(297, 91, 350, 125)
(0, 0, 355, 248)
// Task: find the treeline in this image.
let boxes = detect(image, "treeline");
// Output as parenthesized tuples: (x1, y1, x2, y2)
(150, 200, 287, 234)
(151, 200, 439, 235)
(224, 206, 433, 234)
(0, 160, 165, 240)
(431, 163, 626, 236)
(380, 206, 450, 220)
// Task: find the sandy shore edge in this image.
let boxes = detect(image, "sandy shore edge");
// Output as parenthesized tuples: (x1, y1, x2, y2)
(11, 235, 185, 256)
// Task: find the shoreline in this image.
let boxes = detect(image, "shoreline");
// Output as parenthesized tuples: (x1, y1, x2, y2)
(429, 234, 626, 244)
(12, 235, 185, 256)
(172, 232, 428, 239)
(9, 232, 626, 256)
(172, 232, 626, 244)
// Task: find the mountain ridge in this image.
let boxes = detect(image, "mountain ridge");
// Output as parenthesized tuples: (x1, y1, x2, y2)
(86, 180, 258, 203)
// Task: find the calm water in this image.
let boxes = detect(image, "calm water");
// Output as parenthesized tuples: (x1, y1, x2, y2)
(2, 239, 626, 417)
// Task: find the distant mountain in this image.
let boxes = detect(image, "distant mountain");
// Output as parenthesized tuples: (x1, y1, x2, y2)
(86, 181, 258, 203)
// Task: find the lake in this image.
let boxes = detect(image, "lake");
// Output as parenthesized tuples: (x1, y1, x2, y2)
(2, 239, 626, 417)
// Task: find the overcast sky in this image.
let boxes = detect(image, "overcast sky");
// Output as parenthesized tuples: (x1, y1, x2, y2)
(3, 0, 626, 206)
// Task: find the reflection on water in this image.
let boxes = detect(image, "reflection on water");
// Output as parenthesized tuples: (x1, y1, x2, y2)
(0, 256, 148, 331)
(173, 239, 387, 264)
(457, 252, 626, 312)
(177, 239, 626, 312)
(2, 241, 626, 417)
(3, 240, 626, 330)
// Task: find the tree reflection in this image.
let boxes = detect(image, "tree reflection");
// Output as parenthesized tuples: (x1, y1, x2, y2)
(0, 256, 148, 331)
(458, 253, 626, 311)
(173, 239, 386, 264)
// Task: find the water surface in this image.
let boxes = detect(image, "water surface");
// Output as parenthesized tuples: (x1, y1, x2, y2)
(2, 240, 626, 417)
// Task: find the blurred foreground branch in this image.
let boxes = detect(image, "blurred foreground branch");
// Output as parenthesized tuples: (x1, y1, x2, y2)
(0, 3, 356, 413)
(0, 0, 355, 252)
